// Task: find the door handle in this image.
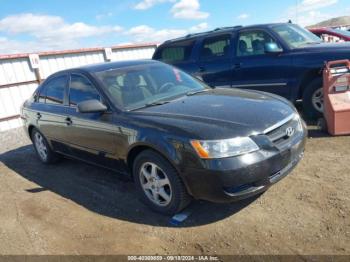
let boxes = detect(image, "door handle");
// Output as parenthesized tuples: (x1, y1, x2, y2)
(36, 112, 41, 119)
(65, 117, 73, 126)
(233, 63, 242, 69)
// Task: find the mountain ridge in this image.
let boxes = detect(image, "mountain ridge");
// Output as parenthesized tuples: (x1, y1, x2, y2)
(308, 16, 350, 28)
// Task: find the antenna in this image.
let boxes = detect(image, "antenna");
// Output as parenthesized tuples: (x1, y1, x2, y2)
(296, 0, 299, 24)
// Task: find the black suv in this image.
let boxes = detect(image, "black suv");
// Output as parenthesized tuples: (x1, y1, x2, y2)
(153, 23, 350, 118)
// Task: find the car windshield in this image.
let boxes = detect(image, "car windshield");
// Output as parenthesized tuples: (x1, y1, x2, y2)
(94, 63, 208, 110)
(332, 29, 350, 37)
(271, 24, 322, 48)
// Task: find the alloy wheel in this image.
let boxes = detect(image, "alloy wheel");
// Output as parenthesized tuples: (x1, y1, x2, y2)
(311, 87, 324, 113)
(139, 162, 172, 207)
(34, 132, 48, 161)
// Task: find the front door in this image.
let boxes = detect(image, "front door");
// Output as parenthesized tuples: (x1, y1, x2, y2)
(64, 73, 119, 169)
(232, 29, 293, 99)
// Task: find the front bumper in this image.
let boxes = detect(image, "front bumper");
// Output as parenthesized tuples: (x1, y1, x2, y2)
(181, 127, 307, 203)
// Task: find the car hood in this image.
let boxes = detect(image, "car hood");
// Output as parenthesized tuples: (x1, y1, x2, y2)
(131, 88, 296, 140)
(295, 42, 350, 53)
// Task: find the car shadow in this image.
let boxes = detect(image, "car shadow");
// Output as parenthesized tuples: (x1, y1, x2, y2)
(0, 145, 259, 227)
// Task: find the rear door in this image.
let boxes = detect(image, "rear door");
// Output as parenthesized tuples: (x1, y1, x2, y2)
(232, 29, 293, 98)
(194, 34, 234, 87)
(31, 74, 69, 151)
(64, 73, 119, 168)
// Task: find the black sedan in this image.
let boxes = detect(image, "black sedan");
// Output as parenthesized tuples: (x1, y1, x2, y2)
(21, 60, 307, 214)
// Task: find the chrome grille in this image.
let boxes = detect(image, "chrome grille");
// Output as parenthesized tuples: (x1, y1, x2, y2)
(266, 115, 301, 149)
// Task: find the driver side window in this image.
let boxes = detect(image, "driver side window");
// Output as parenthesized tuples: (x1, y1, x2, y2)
(237, 30, 279, 57)
(69, 74, 101, 106)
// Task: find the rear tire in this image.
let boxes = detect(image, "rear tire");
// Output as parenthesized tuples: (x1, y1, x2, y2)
(31, 128, 59, 164)
(302, 78, 323, 119)
(133, 150, 191, 215)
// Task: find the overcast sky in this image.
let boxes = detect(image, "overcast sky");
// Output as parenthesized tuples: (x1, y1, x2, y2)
(0, 0, 349, 54)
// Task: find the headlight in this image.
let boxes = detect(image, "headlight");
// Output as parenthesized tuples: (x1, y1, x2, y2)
(294, 113, 303, 132)
(190, 137, 259, 159)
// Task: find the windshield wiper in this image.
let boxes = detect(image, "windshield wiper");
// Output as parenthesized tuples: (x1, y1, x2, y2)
(186, 89, 211, 96)
(145, 101, 170, 106)
(305, 41, 321, 45)
(129, 101, 170, 111)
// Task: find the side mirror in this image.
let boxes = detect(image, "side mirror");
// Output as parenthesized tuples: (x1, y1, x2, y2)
(77, 99, 107, 113)
(264, 43, 283, 54)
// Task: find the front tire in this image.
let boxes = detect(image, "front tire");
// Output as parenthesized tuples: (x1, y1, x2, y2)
(302, 78, 323, 119)
(133, 150, 191, 215)
(31, 128, 59, 164)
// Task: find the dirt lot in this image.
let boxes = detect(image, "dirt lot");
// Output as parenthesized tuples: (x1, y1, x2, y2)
(0, 124, 349, 256)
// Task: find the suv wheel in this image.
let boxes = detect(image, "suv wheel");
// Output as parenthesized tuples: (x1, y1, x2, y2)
(302, 78, 323, 119)
(133, 150, 191, 215)
(31, 128, 59, 164)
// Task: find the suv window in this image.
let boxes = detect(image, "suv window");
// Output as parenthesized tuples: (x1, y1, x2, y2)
(39, 75, 67, 105)
(200, 35, 231, 60)
(271, 24, 321, 48)
(69, 74, 101, 106)
(237, 30, 279, 57)
(154, 40, 195, 62)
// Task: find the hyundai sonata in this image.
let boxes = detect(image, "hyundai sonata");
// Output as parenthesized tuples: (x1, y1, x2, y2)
(21, 60, 307, 214)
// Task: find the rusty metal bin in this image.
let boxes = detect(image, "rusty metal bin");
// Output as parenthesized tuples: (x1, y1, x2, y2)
(323, 60, 350, 136)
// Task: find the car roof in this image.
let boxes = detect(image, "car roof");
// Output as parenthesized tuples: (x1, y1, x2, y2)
(50, 59, 161, 76)
(309, 27, 350, 38)
(161, 23, 289, 44)
(309, 28, 332, 32)
(79, 59, 159, 73)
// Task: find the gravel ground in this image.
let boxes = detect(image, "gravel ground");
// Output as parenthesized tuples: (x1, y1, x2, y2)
(0, 125, 349, 256)
(0, 126, 29, 154)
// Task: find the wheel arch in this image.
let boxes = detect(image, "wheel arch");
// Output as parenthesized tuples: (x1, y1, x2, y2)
(28, 124, 36, 140)
(127, 143, 181, 176)
(27, 125, 55, 150)
(298, 68, 323, 100)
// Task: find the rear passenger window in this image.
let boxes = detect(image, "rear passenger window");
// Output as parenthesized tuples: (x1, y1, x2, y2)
(69, 74, 101, 106)
(155, 40, 195, 63)
(199, 35, 231, 60)
(40, 75, 67, 105)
